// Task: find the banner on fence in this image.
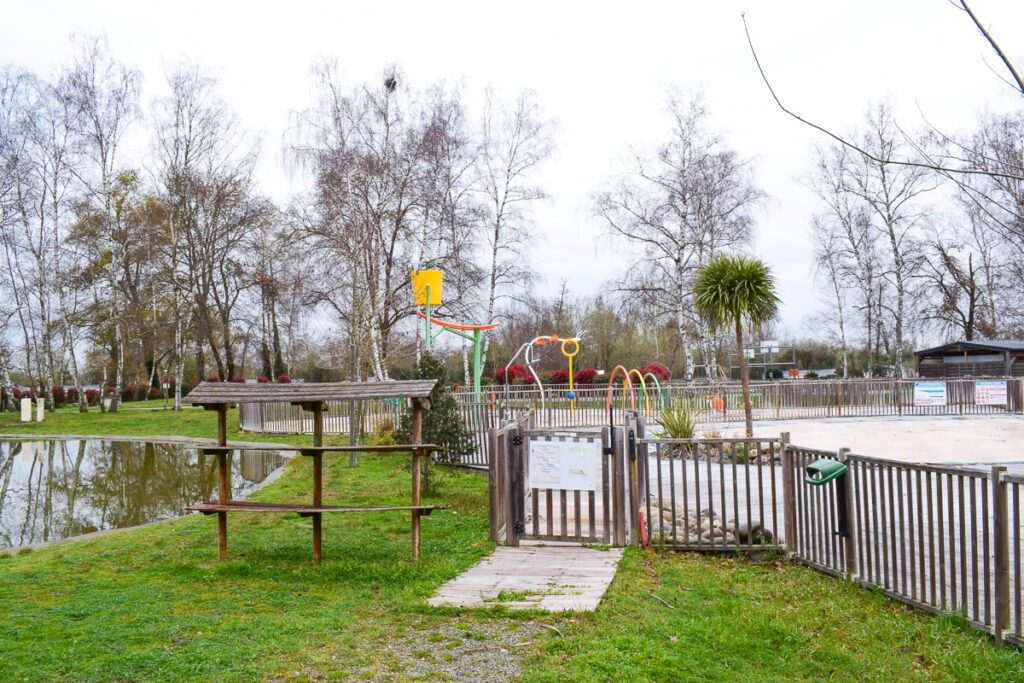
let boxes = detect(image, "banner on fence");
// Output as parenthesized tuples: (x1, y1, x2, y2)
(913, 381, 947, 406)
(975, 380, 1007, 406)
(528, 439, 601, 491)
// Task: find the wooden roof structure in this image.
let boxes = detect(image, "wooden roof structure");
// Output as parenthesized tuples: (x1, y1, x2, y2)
(186, 380, 437, 406)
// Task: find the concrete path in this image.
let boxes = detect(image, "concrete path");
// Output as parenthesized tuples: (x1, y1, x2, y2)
(429, 543, 623, 612)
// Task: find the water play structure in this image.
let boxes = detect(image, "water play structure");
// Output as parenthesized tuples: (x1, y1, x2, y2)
(412, 269, 499, 403)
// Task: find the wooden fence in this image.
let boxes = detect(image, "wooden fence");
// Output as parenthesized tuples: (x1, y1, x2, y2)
(642, 436, 784, 552)
(786, 444, 1023, 646)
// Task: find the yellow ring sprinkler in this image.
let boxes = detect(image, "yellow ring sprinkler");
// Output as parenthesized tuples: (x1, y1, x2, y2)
(628, 369, 651, 416)
(561, 338, 581, 418)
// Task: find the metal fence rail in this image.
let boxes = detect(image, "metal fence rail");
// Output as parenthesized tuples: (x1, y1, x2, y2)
(457, 377, 1024, 428)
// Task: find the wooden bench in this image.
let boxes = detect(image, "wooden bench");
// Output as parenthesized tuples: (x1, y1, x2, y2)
(185, 380, 440, 564)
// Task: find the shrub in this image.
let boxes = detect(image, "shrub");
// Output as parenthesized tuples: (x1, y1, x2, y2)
(395, 351, 474, 493)
(205, 374, 221, 383)
(549, 369, 570, 384)
(494, 364, 529, 385)
(641, 363, 670, 382)
(574, 368, 598, 385)
(148, 387, 161, 400)
(123, 384, 137, 402)
(230, 375, 245, 383)
(66, 386, 78, 404)
(373, 417, 396, 446)
(276, 374, 292, 384)
(257, 375, 270, 383)
(12, 386, 22, 400)
(517, 372, 536, 385)
(51, 386, 67, 405)
(657, 400, 697, 440)
(805, 371, 819, 380)
(84, 388, 100, 406)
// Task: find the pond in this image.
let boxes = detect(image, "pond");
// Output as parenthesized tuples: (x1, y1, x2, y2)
(0, 439, 289, 550)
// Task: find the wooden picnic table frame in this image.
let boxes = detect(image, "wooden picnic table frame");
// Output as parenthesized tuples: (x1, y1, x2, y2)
(184, 380, 439, 563)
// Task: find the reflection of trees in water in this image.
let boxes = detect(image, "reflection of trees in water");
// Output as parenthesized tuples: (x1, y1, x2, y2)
(0, 441, 284, 548)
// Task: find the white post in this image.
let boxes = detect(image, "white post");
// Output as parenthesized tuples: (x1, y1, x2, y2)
(36, 397, 45, 422)
(20, 398, 32, 422)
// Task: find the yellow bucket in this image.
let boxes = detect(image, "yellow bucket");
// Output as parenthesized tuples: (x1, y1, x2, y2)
(410, 270, 443, 306)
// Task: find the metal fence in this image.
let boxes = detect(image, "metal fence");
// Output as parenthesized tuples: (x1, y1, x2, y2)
(786, 444, 1023, 646)
(458, 377, 1024, 428)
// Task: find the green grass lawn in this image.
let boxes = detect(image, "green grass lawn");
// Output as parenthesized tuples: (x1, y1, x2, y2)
(0, 409, 1021, 681)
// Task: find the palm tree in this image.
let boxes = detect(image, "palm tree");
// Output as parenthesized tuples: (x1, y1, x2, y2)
(693, 255, 780, 437)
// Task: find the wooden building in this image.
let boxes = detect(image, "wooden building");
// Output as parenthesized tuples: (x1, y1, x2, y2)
(914, 340, 1024, 378)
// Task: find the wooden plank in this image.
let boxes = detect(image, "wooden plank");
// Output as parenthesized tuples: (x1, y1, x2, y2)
(189, 503, 437, 514)
(216, 404, 228, 562)
(411, 398, 424, 560)
(312, 403, 324, 564)
(993, 466, 1009, 644)
(187, 379, 437, 404)
(298, 444, 444, 454)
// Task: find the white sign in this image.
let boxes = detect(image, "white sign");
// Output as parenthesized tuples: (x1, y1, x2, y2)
(914, 381, 947, 407)
(975, 380, 1007, 406)
(528, 439, 601, 491)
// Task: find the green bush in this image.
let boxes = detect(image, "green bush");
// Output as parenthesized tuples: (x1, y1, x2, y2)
(396, 352, 475, 494)
(656, 399, 697, 440)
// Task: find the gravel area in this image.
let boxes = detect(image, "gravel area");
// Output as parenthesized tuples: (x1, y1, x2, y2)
(357, 617, 547, 682)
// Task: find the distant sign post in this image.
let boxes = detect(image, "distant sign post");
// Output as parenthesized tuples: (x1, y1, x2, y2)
(975, 380, 1007, 406)
(913, 381, 947, 407)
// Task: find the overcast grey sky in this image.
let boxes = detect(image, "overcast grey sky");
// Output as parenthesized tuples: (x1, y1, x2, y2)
(4, 0, 1022, 340)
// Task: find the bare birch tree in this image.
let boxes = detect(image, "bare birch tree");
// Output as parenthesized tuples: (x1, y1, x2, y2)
(593, 94, 761, 380)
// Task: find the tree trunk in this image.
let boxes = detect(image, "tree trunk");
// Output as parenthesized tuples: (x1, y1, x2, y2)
(735, 316, 753, 437)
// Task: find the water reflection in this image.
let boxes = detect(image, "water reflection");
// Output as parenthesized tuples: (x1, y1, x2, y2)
(0, 440, 286, 549)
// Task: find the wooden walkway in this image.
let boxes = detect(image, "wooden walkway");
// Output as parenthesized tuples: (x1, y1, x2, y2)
(428, 544, 623, 612)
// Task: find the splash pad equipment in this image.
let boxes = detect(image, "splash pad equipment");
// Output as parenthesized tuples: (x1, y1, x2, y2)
(411, 270, 499, 402)
(502, 334, 582, 419)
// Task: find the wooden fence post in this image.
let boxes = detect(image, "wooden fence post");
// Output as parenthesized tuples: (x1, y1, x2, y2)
(839, 447, 856, 582)
(627, 419, 641, 548)
(612, 426, 626, 547)
(506, 424, 525, 547)
(780, 431, 796, 554)
(488, 426, 500, 543)
(993, 465, 1009, 645)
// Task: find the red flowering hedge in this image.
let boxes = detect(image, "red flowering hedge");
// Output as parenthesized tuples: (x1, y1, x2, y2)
(549, 370, 570, 384)
(84, 388, 100, 406)
(277, 374, 292, 384)
(494, 364, 529, 385)
(51, 386, 67, 405)
(640, 363, 670, 382)
(230, 375, 245, 384)
(574, 368, 598, 385)
(67, 387, 79, 403)
(257, 375, 270, 383)
(123, 384, 138, 401)
(205, 374, 222, 383)
(149, 387, 161, 400)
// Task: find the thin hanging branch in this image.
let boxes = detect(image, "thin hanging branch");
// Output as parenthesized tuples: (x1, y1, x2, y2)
(740, 10, 1024, 182)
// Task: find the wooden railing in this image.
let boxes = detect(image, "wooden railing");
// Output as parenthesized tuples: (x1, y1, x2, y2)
(786, 444, 1022, 646)
(642, 436, 784, 552)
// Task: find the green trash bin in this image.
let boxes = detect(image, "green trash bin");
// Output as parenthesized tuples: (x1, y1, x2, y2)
(805, 459, 847, 486)
(804, 458, 850, 538)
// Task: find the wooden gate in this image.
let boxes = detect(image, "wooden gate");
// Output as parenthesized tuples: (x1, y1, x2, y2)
(490, 419, 635, 547)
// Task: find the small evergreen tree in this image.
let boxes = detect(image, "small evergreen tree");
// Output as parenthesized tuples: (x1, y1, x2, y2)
(396, 352, 475, 493)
